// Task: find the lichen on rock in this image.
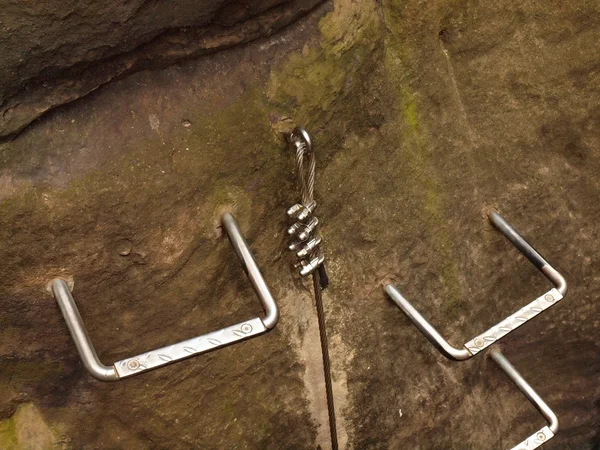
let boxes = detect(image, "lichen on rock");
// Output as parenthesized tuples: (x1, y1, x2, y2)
(0, 403, 63, 450)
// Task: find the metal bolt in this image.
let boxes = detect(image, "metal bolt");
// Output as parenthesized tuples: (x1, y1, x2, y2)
(289, 240, 304, 252)
(298, 217, 319, 241)
(287, 203, 303, 219)
(297, 201, 317, 222)
(127, 360, 140, 371)
(297, 235, 322, 258)
(287, 222, 303, 236)
(299, 254, 325, 276)
(537, 432, 546, 441)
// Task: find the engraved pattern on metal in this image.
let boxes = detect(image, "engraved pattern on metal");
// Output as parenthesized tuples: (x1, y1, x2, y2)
(510, 426, 554, 450)
(465, 288, 563, 355)
(115, 317, 266, 378)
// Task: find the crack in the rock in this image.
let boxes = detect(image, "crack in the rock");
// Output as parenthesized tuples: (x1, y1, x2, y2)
(0, 0, 328, 142)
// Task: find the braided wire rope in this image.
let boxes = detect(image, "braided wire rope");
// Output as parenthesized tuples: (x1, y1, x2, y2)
(291, 130, 338, 450)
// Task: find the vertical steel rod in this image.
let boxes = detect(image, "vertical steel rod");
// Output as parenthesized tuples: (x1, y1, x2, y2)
(52, 279, 118, 381)
(222, 212, 279, 329)
(489, 347, 558, 434)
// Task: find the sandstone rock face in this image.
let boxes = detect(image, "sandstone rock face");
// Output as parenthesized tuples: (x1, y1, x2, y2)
(0, 0, 325, 137)
(1, 0, 599, 449)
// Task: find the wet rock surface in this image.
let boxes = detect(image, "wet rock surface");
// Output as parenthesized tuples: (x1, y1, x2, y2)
(0, 0, 599, 449)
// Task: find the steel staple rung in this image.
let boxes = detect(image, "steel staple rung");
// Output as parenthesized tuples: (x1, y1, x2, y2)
(115, 318, 267, 378)
(490, 347, 558, 449)
(385, 210, 567, 361)
(51, 213, 279, 381)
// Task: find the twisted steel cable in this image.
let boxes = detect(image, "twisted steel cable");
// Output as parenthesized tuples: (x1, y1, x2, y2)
(289, 128, 338, 450)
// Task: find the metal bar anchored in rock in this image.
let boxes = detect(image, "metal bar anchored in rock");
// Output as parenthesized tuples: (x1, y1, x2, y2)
(51, 213, 279, 381)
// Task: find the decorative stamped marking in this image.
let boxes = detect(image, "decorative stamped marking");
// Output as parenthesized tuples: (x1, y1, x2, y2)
(114, 317, 266, 378)
(510, 426, 554, 450)
(465, 288, 563, 355)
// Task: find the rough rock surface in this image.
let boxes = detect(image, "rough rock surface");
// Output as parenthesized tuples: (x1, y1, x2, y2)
(0, 0, 325, 138)
(1, 0, 599, 449)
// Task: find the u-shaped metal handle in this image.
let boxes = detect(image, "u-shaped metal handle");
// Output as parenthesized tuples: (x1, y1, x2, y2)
(489, 347, 558, 449)
(51, 212, 279, 381)
(385, 211, 567, 360)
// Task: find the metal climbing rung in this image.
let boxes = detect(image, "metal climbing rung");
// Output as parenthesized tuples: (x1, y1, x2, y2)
(385, 211, 567, 360)
(51, 212, 279, 381)
(489, 347, 558, 449)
